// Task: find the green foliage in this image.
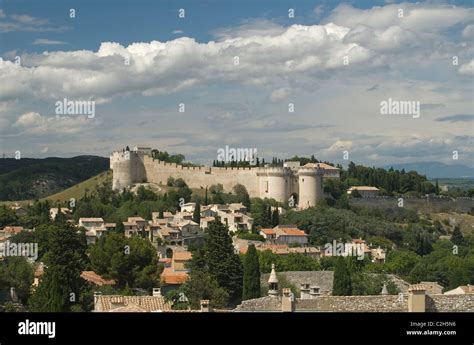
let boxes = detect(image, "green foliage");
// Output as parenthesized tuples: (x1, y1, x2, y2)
(28, 224, 88, 312)
(165, 289, 190, 310)
(151, 150, 186, 165)
(193, 201, 201, 224)
(384, 250, 421, 276)
(0, 257, 34, 304)
(206, 219, 243, 305)
(235, 231, 265, 242)
(257, 250, 320, 273)
(89, 232, 160, 289)
(332, 257, 352, 296)
(242, 245, 261, 300)
(407, 240, 474, 290)
(451, 226, 465, 246)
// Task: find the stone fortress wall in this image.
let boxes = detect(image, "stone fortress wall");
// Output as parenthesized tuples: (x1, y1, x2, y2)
(110, 147, 326, 208)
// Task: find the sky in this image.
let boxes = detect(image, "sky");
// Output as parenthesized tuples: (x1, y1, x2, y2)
(0, 0, 473, 169)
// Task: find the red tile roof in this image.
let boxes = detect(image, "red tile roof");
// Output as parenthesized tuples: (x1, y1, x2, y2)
(161, 267, 189, 285)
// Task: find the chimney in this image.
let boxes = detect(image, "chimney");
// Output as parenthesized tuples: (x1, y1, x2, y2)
(300, 283, 310, 300)
(408, 285, 426, 312)
(381, 283, 388, 295)
(152, 288, 162, 297)
(93, 291, 102, 311)
(10, 287, 18, 303)
(281, 288, 294, 312)
(268, 263, 279, 297)
(200, 300, 211, 312)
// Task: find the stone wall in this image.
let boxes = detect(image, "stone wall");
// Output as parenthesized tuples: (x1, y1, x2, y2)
(350, 196, 474, 213)
(427, 294, 474, 312)
(235, 294, 474, 312)
(295, 295, 407, 312)
(235, 296, 282, 312)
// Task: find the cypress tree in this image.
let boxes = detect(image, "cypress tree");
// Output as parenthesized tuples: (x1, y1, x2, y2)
(204, 187, 208, 205)
(451, 226, 464, 246)
(193, 201, 201, 224)
(206, 219, 243, 305)
(332, 257, 352, 296)
(242, 244, 261, 300)
(271, 208, 279, 227)
(29, 224, 87, 311)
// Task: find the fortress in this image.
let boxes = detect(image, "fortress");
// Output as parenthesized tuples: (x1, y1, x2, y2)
(110, 146, 340, 209)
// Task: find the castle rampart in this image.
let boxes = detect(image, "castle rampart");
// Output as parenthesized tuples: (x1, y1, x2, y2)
(111, 147, 331, 208)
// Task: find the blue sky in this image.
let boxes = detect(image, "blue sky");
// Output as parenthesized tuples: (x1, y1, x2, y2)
(0, 0, 473, 169)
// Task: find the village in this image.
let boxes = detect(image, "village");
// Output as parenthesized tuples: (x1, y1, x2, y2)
(1, 199, 472, 313)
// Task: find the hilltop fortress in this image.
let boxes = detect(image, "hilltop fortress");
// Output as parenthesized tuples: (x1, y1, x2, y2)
(110, 146, 340, 209)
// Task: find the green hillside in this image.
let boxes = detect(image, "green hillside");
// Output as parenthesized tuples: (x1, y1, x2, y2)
(0, 156, 109, 201)
(44, 170, 112, 203)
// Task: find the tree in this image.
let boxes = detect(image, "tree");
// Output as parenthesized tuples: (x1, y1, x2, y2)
(332, 257, 352, 296)
(206, 219, 243, 305)
(0, 257, 34, 304)
(28, 224, 88, 312)
(193, 201, 201, 224)
(242, 245, 261, 300)
(89, 232, 159, 289)
(271, 208, 279, 227)
(451, 226, 464, 246)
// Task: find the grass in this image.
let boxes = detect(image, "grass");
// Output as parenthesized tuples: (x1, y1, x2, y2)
(42, 170, 112, 203)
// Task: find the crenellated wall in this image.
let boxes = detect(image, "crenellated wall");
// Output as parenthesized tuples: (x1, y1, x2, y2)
(110, 149, 325, 207)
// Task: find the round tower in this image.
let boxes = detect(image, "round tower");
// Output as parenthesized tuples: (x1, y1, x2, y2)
(297, 168, 324, 209)
(257, 168, 290, 203)
(111, 150, 133, 191)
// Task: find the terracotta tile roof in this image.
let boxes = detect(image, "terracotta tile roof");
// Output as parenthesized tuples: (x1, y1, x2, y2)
(109, 303, 148, 312)
(260, 229, 275, 235)
(408, 284, 426, 292)
(81, 271, 115, 286)
(280, 228, 307, 236)
(173, 251, 192, 261)
(79, 218, 104, 222)
(128, 217, 146, 222)
(161, 267, 189, 285)
(3, 226, 23, 235)
(97, 295, 171, 312)
(348, 186, 379, 191)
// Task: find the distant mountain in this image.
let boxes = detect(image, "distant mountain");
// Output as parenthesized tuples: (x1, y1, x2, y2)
(0, 156, 109, 201)
(383, 162, 474, 179)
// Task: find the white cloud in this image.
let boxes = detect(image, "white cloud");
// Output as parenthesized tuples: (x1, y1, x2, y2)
(459, 60, 474, 75)
(324, 3, 473, 32)
(0, 10, 66, 32)
(0, 3, 471, 105)
(13, 112, 93, 135)
(270, 88, 290, 101)
(33, 39, 67, 45)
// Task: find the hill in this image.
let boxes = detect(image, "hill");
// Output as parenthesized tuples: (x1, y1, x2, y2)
(44, 170, 112, 203)
(383, 162, 474, 179)
(0, 156, 109, 201)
